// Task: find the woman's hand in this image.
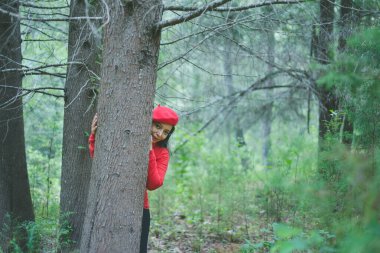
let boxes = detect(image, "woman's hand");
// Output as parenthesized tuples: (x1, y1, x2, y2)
(91, 113, 98, 135)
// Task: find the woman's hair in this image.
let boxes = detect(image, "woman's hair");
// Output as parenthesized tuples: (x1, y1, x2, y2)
(156, 126, 175, 148)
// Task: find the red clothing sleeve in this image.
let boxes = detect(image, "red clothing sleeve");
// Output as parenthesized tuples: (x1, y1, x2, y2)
(146, 148, 169, 191)
(89, 133, 95, 158)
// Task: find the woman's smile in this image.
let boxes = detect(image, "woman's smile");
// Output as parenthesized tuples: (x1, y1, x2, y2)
(151, 122, 173, 143)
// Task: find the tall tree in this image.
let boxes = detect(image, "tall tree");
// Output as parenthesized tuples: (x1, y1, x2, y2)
(338, 0, 354, 145)
(316, 0, 338, 139)
(338, 0, 354, 51)
(223, 14, 247, 152)
(80, 1, 162, 252)
(222, 15, 249, 168)
(0, 0, 34, 250)
(60, 0, 101, 251)
(262, 12, 275, 170)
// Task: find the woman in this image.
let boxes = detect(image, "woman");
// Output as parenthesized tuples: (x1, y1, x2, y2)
(88, 105, 179, 253)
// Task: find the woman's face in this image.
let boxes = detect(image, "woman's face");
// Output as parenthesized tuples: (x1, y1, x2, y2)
(151, 121, 173, 143)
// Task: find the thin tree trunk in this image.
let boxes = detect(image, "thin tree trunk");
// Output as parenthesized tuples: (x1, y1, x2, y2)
(338, 0, 354, 51)
(262, 28, 275, 170)
(317, 0, 337, 139)
(223, 30, 234, 153)
(60, 1, 101, 250)
(223, 16, 247, 161)
(317, 0, 335, 65)
(338, 0, 354, 146)
(80, 1, 162, 252)
(0, 1, 34, 251)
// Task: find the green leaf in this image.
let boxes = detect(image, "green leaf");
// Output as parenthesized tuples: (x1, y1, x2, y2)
(273, 223, 302, 240)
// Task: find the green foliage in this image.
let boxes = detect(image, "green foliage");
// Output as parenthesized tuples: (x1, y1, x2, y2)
(318, 27, 380, 147)
(0, 214, 73, 253)
(308, 26, 380, 252)
(169, 26, 380, 252)
(240, 239, 273, 253)
(21, 0, 67, 218)
(270, 224, 335, 253)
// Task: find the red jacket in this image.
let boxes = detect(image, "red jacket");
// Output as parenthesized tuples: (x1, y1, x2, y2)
(88, 133, 169, 209)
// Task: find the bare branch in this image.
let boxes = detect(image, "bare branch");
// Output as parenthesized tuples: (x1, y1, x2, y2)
(174, 70, 311, 153)
(0, 85, 64, 99)
(23, 39, 65, 42)
(21, 10, 69, 17)
(158, 0, 232, 29)
(164, 0, 310, 12)
(21, 22, 64, 40)
(0, 7, 101, 21)
(0, 63, 68, 73)
(24, 72, 66, 78)
(0, 61, 100, 80)
(164, 0, 309, 12)
(182, 57, 259, 78)
(20, 2, 69, 10)
(158, 24, 224, 70)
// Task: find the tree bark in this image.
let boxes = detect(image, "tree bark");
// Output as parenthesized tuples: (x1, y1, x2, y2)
(223, 15, 247, 158)
(0, 0, 34, 251)
(223, 26, 235, 153)
(317, 0, 337, 139)
(80, 1, 162, 252)
(338, 0, 354, 146)
(338, 0, 353, 51)
(317, 0, 335, 65)
(60, 0, 101, 251)
(262, 27, 275, 170)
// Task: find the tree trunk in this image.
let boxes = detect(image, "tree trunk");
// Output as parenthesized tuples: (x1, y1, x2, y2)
(223, 29, 235, 152)
(317, 0, 337, 139)
(262, 28, 275, 170)
(338, 0, 354, 146)
(60, 0, 101, 250)
(223, 16, 247, 159)
(338, 0, 354, 51)
(0, 1, 34, 250)
(317, 0, 335, 65)
(80, 1, 162, 252)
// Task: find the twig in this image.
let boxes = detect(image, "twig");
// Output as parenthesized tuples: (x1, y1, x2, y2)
(158, 0, 232, 29)
(20, 2, 69, 10)
(0, 7, 101, 22)
(0, 85, 64, 99)
(173, 70, 311, 153)
(164, 0, 309, 12)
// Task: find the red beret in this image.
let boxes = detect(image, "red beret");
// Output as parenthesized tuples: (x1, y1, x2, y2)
(152, 105, 179, 126)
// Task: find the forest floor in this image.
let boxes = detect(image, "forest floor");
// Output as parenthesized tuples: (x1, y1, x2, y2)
(148, 214, 270, 253)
